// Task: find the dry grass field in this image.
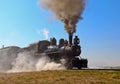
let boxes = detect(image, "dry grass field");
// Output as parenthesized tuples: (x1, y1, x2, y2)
(0, 70, 120, 84)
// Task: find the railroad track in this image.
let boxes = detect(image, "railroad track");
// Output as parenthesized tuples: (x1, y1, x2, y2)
(73, 68, 120, 71)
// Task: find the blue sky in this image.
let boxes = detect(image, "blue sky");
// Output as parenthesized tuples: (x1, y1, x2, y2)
(0, 0, 120, 67)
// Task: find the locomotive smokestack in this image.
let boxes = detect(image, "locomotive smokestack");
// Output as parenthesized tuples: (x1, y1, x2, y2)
(69, 34, 73, 45)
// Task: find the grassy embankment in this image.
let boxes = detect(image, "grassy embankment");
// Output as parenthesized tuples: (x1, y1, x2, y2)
(0, 70, 120, 84)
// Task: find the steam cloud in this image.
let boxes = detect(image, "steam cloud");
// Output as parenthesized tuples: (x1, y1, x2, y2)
(39, 0, 86, 35)
(0, 47, 66, 73)
(37, 28, 49, 40)
(43, 28, 49, 40)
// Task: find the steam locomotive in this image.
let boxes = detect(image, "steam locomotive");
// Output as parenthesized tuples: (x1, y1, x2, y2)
(36, 35, 88, 69)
